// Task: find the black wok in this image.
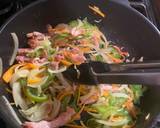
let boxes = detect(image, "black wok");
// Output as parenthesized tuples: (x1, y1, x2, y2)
(0, 0, 160, 127)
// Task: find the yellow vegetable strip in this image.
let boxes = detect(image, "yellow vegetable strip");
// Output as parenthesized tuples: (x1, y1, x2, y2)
(2, 63, 38, 83)
(89, 5, 106, 18)
(20, 63, 38, 70)
(2, 64, 21, 83)
(27, 77, 42, 84)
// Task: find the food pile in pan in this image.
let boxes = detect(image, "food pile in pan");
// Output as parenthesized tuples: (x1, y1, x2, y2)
(2, 19, 145, 128)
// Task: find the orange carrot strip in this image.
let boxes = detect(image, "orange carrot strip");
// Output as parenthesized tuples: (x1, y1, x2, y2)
(27, 77, 41, 84)
(72, 104, 85, 121)
(20, 63, 38, 70)
(60, 60, 72, 66)
(57, 91, 73, 101)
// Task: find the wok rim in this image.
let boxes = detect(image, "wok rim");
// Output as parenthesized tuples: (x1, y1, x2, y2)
(0, 0, 159, 35)
(0, 0, 160, 128)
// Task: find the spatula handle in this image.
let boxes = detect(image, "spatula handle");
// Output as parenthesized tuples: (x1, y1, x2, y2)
(89, 61, 160, 72)
(117, 62, 160, 71)
(91, 68, 160, 85)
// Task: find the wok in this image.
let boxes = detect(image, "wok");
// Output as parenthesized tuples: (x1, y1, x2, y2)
(0, 0, 160, 127)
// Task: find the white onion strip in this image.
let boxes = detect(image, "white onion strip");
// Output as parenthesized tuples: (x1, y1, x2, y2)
(0, 57, 3, 77)
(9, 33, 19, 65)
(12, 82, 28, 109)
(48, 98, 61, 120)
(96, 118, 129, 127)
(56, 73, 71, 90)
(48, 66, 67, 74)
(112, 92, 129, 98)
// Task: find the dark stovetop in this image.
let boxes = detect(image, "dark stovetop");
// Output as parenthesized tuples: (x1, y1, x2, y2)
(0, 0, 159, 128)
(0, 0, 159, 28)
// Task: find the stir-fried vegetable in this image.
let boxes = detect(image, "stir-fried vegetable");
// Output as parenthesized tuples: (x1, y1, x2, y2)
(9, 33, 19, 65)
(2, 19, 144, 128)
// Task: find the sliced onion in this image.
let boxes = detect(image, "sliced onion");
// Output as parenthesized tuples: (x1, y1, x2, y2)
(96, 118, 129, 127)
(93, 97, 106, 106)
(49, 87, 56, 96)
(12, 82, 28, 110)
(14, 63, 26, 73)
(9, 33, 19, 66)
(47, 98, 61, 120)
(100, 32, 109, 46)
(52, 82, 66, 90)
(10, 69, 29, 86)
(0, 57, 3, 77)
(28, 68, 45, 80)
(112, 92, 129, 98)
(74, 65, 80, 79)
(56, 73, 71, 90)
(20, 104, 38, 116)
(87, 111, 101, 118)
(80, 86, 98, 104)
(39, 61, 50, 67)
(100, 53, 113, 63)
(48, 66, 67, 74)
(20, 100, 53, 122)
(94, 19, 102, 23)
(27, 68, 47, 88)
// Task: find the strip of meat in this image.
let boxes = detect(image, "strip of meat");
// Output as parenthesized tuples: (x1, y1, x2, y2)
(18, 48, 32, 55)
(32, 58, 48, 65)
(49, 61, 59, 70)
(27, 32, 45, 48)
(16, 56, 32, 63)
(63, 48, 86, 64)
(23, 107, 75, 128)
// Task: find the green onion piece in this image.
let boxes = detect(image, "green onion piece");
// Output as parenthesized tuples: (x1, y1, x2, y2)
(95, 55, 103, 62)
(130, 84, 144, 104)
